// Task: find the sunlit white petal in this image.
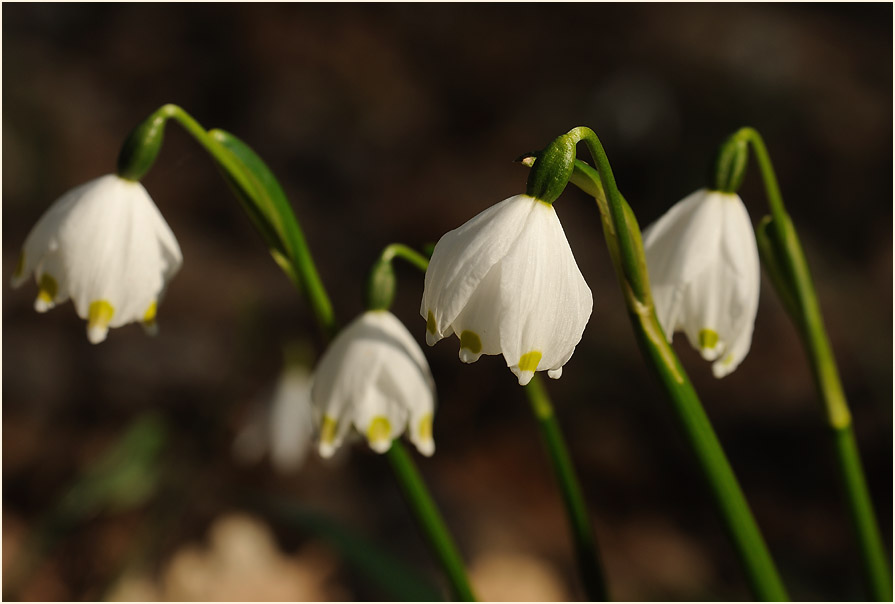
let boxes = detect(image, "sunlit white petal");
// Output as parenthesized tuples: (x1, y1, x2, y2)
(422, 194, 592, 385)
(311, 311, 436, 457)
(12, 174, 182, 343)
(643, 188, 760, 377)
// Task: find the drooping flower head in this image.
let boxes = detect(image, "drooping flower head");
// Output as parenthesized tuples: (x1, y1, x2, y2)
(11, 174, 182, 343)
(421, 194, 593, 386)
(643, 188, 760, 378)
(311, 310, 436, 458)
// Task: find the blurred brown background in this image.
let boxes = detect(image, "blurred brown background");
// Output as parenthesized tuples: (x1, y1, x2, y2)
(3, 3, 892, 601)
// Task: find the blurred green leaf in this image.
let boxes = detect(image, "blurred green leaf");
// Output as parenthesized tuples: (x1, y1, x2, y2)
(58, 413, 167, 521)
(259, 495, 445, 602)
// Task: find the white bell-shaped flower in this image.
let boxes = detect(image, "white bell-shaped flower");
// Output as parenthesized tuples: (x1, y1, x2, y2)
(421, 194, 592, 386)
(11, 174, 182, 344)
(642, 188, 760, 378)
(311, 310, 436, 458)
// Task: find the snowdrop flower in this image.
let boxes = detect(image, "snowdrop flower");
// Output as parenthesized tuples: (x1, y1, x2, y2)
(421, 194, 592, 386)
(642, 188, 760, 378)
(11, 174, 182, 344)
(311, 310, 436, 458)
(233, 366, 316, 474)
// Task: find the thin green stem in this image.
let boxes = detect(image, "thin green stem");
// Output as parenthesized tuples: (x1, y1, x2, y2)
(569, 127, 648, 303)
(122, 104, 338, 338)
(731, 127, 892, 600)
(559, 157, 789, 601)
(386, 441, 476, 602)
(356, 246, 475, 599)
(382, 243, 431, 272)
(525, 375, 608, 601)
(834, 426, 892, 600)
(167, 106, 337, 339)
(401, 247, 606, 599)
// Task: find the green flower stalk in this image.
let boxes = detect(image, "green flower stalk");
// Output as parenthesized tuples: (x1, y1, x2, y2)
(525, 374, 609, 601)
(523, 126, 789, 601)
(717, 127, 892, 602)
(357, 244, 477, 601)
(406, 243, 608, 601)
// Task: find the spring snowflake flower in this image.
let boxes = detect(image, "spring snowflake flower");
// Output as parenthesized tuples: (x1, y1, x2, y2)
(643, 188, 760, 378)
(311, 310, 436, 458)
(233, 366, 315, 474)
(421, 194, 592, 386)
(11, 174, 182, 344)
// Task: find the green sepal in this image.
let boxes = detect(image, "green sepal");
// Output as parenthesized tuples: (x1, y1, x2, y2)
(712, 135, 749, 194)
(525, 134, 576, 204)
(116, 105, 172, 181)
(365, 257, 396, 311)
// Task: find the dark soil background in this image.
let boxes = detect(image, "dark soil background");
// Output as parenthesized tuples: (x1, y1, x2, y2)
(3, 3, 892, 601)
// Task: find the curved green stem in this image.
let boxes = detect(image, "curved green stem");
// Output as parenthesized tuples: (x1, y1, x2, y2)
(381, 243, 431, 272)
(386, 441, 476, 601)
(568, 127, 649, 303)
(401, 248, 607, 600)
(525, 375, 608, 601)
(118, 104, 337, 339)
(358, 246, 474, 599)
(553, 155, 789, 601)
(728, 128, 891, 600)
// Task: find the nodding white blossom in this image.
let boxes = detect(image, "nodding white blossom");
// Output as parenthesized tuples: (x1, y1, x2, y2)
(311, 310, 436, 458)
(11, 174, 182, 344)
(232, 366, 316, 474)
(421, 194, 592, 386)
(643, 188, 760, 378)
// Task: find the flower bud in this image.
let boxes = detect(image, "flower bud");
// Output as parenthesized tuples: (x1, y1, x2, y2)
(365, 257, 397, 311)
(116, 105, 175, 181)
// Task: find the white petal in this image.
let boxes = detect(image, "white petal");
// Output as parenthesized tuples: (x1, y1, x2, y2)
(449, 262, 505, 363)
(87, 322, 110, 344)
(377, 341, 436, 456)
(62, 177, 170, 326)
(31, 251, 70, 312)
(645, 190, 723, 339)
(13, 178, 94, 289)
(311, 315, 383, 455)
(352, 387, 405, 454)
(14, 174, 183, 342)
(644, 189, 760, 377)
(648, 284, 680, 343)
(269, 368, 315, 473)
(498, 202, 593, 382)
(421, 195, 537, 339)
(643, 189, 724, 289)
(710, 196, 760, 377)
(311, 311, 436, 456)
(712, 319, 755, 378)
